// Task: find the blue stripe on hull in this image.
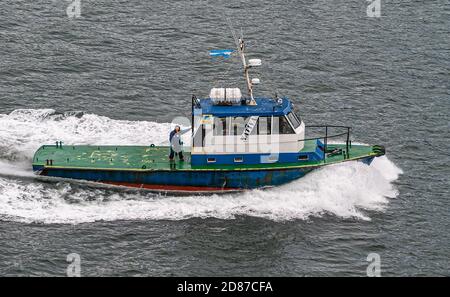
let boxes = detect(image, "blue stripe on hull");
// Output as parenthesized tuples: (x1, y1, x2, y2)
(34, 166, 315, 189)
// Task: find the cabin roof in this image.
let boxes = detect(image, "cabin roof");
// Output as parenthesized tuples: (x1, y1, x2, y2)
(197, 97, 293, 117)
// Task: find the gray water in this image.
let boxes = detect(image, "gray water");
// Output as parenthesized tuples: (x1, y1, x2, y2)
(0, 0, 449, 276)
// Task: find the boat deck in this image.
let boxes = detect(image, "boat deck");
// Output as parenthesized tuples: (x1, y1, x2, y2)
(32, 141, 381, 171)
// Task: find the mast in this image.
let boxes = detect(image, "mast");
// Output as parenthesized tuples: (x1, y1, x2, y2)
(235, 37, 259, 106)
(226, 21, 260, 106)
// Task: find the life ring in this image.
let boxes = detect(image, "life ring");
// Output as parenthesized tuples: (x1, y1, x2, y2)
(150, 144, 155, 147)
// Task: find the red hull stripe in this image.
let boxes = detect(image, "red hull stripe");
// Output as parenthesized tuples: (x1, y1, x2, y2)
(100, 181, 240, 192)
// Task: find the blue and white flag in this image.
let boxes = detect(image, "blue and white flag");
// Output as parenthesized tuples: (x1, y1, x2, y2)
(209, 49, 234, 58)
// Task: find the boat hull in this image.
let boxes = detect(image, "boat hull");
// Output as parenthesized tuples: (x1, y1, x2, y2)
(32, 143, 384, 193)
(33, 165, 316, 192)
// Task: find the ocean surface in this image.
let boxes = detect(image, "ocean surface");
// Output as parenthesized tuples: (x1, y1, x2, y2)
(0, 0, 448, 276)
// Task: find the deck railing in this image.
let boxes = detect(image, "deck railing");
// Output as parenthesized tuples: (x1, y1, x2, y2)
(302, 125, 352, 161)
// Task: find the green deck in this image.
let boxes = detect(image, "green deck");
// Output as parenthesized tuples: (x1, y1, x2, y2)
(32, 141, 381, 171)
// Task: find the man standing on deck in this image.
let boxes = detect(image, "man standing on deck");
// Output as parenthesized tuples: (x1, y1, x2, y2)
(169, 125, 190, 161)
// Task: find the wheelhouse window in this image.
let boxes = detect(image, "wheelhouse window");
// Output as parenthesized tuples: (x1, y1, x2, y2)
(193, 124, 205, 147)
(213, 117, 228, 136)
(274, 116, 295, 134)
(294, 112, 302, 124)
(232, 116, 272, 136)
(232, 117, 246, 135)
(211, 117, 264, 137)
(257, 116, 271, 135)
(287, 112, 301, 129)
(231, 117, 257, 136)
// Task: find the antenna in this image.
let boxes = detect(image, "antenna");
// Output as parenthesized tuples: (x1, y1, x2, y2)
(226, 20, 260, 105)
(226, 18, 239, 50)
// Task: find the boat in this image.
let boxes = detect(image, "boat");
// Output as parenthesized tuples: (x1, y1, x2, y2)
(32, 35, 385, 193)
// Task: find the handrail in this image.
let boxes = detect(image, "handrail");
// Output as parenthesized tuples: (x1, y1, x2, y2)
(300, 125, 352, 161)
(305, 125, 352, 129)
(296, 132, 349, 142)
